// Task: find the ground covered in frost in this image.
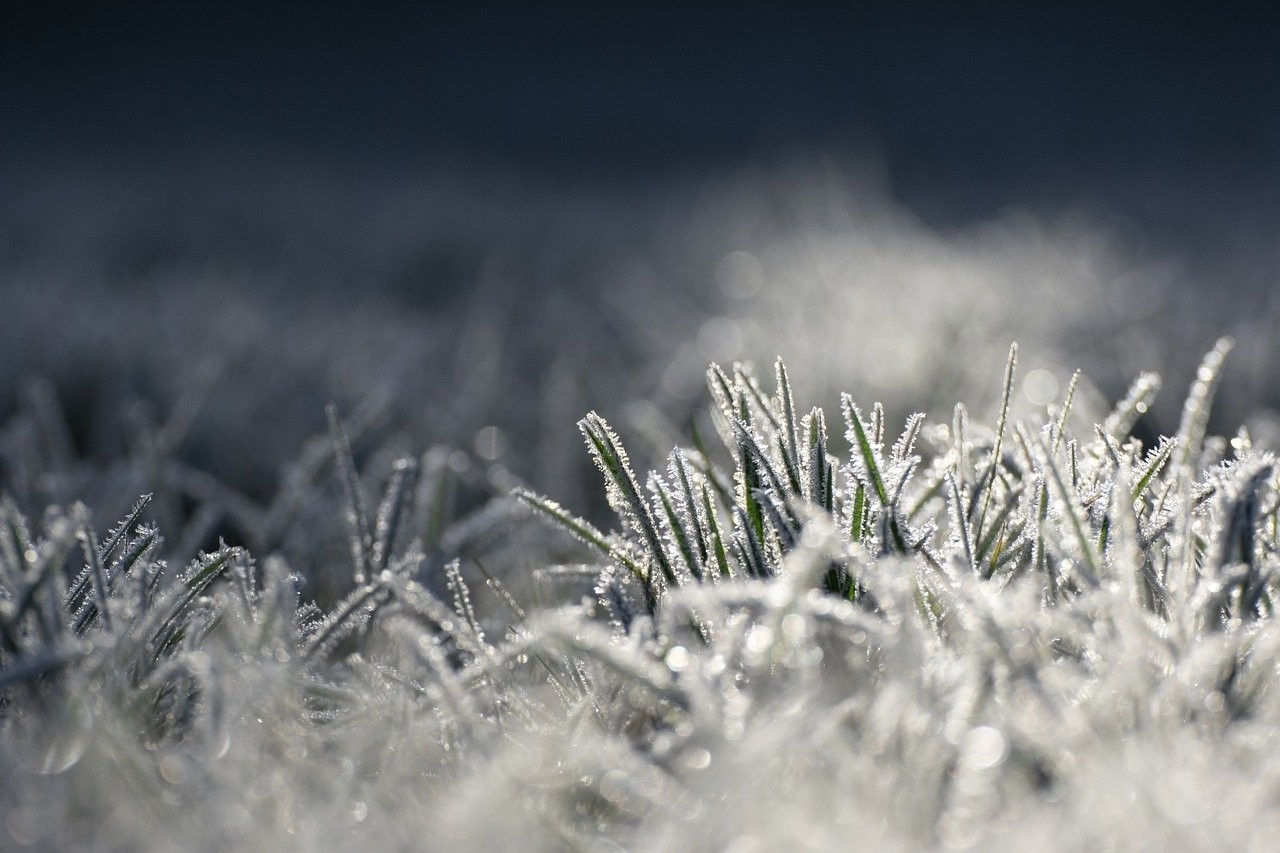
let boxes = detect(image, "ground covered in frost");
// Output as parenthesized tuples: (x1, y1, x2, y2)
(2, 168, 1280, 850)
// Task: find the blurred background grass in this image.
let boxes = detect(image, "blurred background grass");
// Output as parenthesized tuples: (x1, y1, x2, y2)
(2, 1, 1277, 534)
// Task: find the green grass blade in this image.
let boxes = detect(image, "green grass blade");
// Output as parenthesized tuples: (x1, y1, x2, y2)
(947, 472, 975, 572)
(697, 482, 733, 580)
(977, 342, 1018, 543)
(841, 395, 888, 506)
(1132, 437, 1178, 505)
(580, 412, 678, 588)
(803, 408, 832, 512)
(1041, 435, 1101, 587)
(672, 450, 710, 569)
(774, 359, 803, 492)
(1051, 369, 1081, 454)
(650, 473, 700, 581)
(513, 489, 648, 587)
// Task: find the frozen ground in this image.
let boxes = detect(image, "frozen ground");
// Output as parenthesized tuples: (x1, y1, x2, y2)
(2, 153, 1280, 849)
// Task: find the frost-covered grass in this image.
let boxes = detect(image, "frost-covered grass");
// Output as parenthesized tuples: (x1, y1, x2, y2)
(3, 335, 1279, 850)
(3, 157, 1279, 850)
(6, 159, 1277, 521)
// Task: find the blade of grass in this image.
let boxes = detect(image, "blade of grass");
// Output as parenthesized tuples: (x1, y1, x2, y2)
(1173, 337, 1234, 478)
(328, 404, 374, 585)
(580, 413, 677, 588)
(977, 342, 1018, 543)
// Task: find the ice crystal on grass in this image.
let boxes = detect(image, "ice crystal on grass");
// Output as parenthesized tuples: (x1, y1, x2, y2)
(513, 343, 1280, 848)
(3, 343, 1280, 850)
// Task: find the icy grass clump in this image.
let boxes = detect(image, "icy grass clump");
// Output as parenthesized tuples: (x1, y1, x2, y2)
(3, 343, 1280, 850)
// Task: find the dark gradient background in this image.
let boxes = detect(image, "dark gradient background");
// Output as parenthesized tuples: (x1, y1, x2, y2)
(6, 4, 1277, 223)
(2, 2, 1279, 536)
